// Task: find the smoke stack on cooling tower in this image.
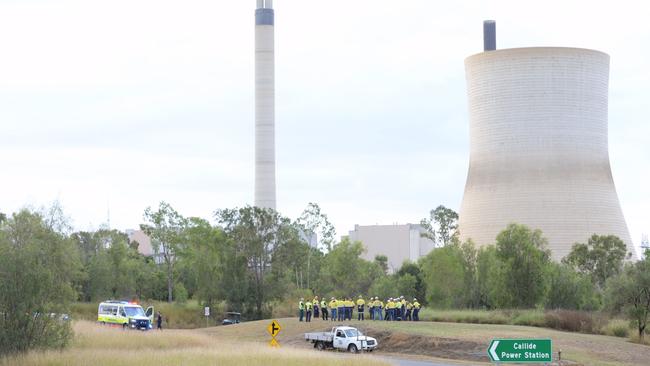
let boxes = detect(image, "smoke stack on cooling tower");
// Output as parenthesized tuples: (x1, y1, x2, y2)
(458, 23, 635, 260)
(483, 20, 496, 51)
(255, 0, 276, 210)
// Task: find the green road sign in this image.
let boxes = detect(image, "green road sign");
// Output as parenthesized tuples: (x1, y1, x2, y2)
(488, 339, 552, 363)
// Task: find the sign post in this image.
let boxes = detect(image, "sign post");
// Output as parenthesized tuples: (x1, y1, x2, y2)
(488, 339, 552, 364)
(267, 320, 281, 347)
(204, 307, 210, 328)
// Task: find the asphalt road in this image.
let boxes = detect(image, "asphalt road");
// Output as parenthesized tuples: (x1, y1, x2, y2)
(382, 356, 472, 366)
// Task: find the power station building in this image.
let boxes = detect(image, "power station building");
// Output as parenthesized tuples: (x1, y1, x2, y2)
(458, 21, 635, 260)
(347, 224, 436, 273)
(255, 0, 277, 210)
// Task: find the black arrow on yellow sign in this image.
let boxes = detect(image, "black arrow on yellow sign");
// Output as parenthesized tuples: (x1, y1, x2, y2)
(267, 320, 281, 337)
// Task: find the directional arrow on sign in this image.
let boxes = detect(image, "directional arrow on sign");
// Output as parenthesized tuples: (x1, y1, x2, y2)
(489, 340, 500, 361)
(267, 320, 281, 337)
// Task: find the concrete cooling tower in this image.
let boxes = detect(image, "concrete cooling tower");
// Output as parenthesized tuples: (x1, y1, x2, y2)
(255, 0, 276, 210)
(458, 22, 635, 260)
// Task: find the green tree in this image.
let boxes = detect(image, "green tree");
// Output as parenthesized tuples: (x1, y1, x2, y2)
(0, 209, 81, 356)
(296, 203, 336, 251)
(141, 202, 188, 303)
(493, 224, 551, 308)
(296, 203, 336, 290)
(396, 273, 418, 300)
(396, 261, 426, 303)
(605, 252, 650, 340)
(420, 205, 459, 247)
(182, 217, 227, 308)
(564, 234, 630, 289)
(545, 262, 599, 310)
(419, 244, 466, 308)
(319, 238, 380, 298)
(476, 245, 500, 309)
(72, 229, 141, 302)
(216, 206, 301, 318)
(375, 255, 389, 275)
(458, 240, 480, 308)
(369, 276, 397, 300)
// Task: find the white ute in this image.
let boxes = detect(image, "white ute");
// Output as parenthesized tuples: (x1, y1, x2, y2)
(305, 326, 378, 353)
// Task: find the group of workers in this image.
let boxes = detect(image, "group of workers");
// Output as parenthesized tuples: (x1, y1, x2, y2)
(298, 295, 421, 322)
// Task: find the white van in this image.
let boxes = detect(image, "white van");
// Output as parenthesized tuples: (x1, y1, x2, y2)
(97, 301, 154, 330)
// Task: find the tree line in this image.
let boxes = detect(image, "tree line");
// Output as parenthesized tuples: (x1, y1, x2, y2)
(2, 202, 650, 357)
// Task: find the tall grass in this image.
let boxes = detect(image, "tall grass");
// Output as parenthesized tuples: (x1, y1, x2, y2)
(0, 321, 390, 366)
(418, 308, 619, 335)
(601, 319, 631, 338)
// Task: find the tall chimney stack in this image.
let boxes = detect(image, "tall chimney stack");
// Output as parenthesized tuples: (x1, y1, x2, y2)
(483, 20, 496, 51)
(254, 0, 276, 210)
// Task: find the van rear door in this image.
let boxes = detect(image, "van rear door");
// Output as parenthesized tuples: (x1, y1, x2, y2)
(146, 306, 154, 322)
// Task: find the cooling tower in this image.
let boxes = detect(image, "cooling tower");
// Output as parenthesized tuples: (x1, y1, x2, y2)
(458, 45, 634, 260)
(255, 0, 276, 210)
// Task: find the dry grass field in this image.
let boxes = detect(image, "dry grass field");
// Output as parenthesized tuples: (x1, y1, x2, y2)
(0, 321, 390, 366)
(3, 317, 649, 366)
(203, 317, 650, 366)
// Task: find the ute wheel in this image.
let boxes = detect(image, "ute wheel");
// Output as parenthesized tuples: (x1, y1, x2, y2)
(316, 341, 325, 351)
(348, 344, 358, 353)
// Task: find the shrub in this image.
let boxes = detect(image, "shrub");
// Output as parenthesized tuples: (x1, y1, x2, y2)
(0, 209, 80, 356)
(602, 319, 630, 338)
(174, 283, 189, 304)
(544, 310, 594, 333)
(512, 310, 546, 327)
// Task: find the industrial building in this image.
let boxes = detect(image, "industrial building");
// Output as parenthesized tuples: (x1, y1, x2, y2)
(347, 224, 436, 272)
(458, 21, 635, 260)
(254, 0, 277, 210)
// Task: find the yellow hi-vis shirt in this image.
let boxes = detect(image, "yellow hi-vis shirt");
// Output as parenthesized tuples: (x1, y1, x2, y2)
(356, 299, 365, 306)
(406, 303, 413, 310)
(329, 300, 337, 309)
(413, 301, 421, 309)
(373, 300, 381, 307)
(337, 300, 344, 308)
(346, 300, 354, 307)
(321, 300, 327, 309)
(386, 301, 393, 309)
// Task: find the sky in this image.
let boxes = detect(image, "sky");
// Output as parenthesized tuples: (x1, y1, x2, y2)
(0, 0, 648, 254)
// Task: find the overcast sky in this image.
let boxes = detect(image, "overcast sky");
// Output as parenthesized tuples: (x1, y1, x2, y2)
(0, 0, 647, 253)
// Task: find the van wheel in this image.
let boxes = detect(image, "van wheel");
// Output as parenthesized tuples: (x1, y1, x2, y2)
(316, 341, 325, 351)
(348, 344, 358, 353)
(122, 323, 127, 330)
